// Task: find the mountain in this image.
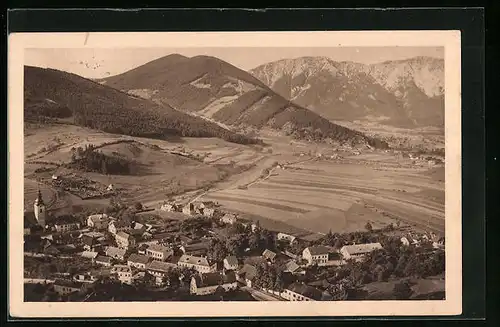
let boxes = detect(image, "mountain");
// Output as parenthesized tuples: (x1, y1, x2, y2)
(101, 54, 387, 148)
(24, 65, 261, 145)
(249, 56, 444, 128)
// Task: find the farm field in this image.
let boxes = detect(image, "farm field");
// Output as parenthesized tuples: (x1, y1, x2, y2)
(202, 159, 445, 235)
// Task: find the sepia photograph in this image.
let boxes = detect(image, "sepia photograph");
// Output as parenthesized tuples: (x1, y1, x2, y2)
(8, 31, 462, 317)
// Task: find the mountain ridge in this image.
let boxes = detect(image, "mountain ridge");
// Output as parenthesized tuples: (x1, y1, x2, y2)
(249, 56, 444, 128)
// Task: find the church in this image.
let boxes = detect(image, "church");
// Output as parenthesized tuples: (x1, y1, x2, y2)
(24, 190, 49, 233)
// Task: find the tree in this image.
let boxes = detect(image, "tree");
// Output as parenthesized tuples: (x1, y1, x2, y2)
(393, 280, 413, 300)
(364, 222, 373, 232)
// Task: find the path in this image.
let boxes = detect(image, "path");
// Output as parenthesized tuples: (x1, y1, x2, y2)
(241, 286, 282, 301)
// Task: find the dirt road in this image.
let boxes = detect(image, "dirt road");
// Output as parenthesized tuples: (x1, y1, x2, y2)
(241, 286, 282, 301)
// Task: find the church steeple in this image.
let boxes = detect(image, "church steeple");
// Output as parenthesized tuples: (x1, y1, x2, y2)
(34, 189, 46, 226)
(35, 189, 45, 206)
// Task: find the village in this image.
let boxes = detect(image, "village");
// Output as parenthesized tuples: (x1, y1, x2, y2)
(23, 186, 446, 302)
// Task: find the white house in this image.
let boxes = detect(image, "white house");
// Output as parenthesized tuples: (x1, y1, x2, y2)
(127, 253, 149, 269)
(281, 282, 327, 301)
(177, 254, 217, 274)
(190, 272, 238, 296)
(95, 255, 112, 267)
(87, 214, 111, 230)
(277, 232, 297, 244)
(108, 220, 130, 235)
(223, 256, 239, 271)
(220, 213, 237, 225)
(146, 260, 178, 285)
(53, 280, 83, 296)
(115, 231, 136, 249)
(262, 249, 277, 262)
(283, 260, 306, 275)
(302, 246, 331, 266)
(400, 237, 411, 246)
(53, 216, 81, 233)
(182, 203, 196, 216)
(340, 242, 383, 261)
(112, 265, 132, 284)
(145, 244, 173, 261)
(105, 246, 127, 261)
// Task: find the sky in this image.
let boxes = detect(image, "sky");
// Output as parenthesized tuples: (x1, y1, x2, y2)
(25, 47, 444, 79)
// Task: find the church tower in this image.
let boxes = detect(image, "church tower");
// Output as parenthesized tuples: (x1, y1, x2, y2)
(34, 189, 47, 227)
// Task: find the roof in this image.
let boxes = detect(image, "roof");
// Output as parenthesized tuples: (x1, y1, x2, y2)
(178, 254, 211, 267)
(341, 243, 383, 256)
(111, 220, 130, 228)
(54, 279, 83, 289)
(193, 272, 236, 288)
(82, 235, 96, 246)
(112, 265, 131, 273)
(146, 260, 177, 273)
(81, 251, 98, 259)
(182, 242, 210, 252)
(147, 243, 172, 253)
(116, 231, 132, 240)
(95, 255, 112, 264)
(285, 260, 301, 272)
(238, 264, 257, 281)
(306, 245, 332, 256)
(127, 253, 150, 264)
(262, 249, 277, 260)
(224, 256, 238, 266)
(222, 213, 237, 220)
(286, 282, 323, 300)
(105, 246, 126, 258)
(53, 215, 79, 225)
(88, 214, 109, 222)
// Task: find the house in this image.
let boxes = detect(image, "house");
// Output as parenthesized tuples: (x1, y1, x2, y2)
(179, 241, 210, 257)
(237, 264, 257, 288)
(190, 271, 238, 296)
(111, 265, 133, 284)
(115, 231, 136, 249)
(81, 251, 98, 260)
(81, 235, 99, 252)
(138, 244, 149, 255)
(202, 207, 216, 218)
(87, 214, 111, 230)
(160, 202, 178, 212)
(146, 260, 178, 285)
(127, 253, 150, 269)
(401, 236, 411, 246)
(53, 279, 84, 296)
(53, 215, 81, 233)
(262, 249, 277, 262)
(432, 236, 445, 249)
(182, 203, 195, 216)
(177, 254, 217, 274)
(340, 242, 383, 261)
(277, 232, 297, 244)
(283, 260, 306, 275)
(282, 282, 330, 301)
(223, 256, 239, 271)
(73, 272, 99, 284)
(145, 244, 173, 261)
(105, 246, 127, 261)
(95, 255, 112, 267)
(132, 221, 144, 230)
(220, 213, 237, 225)
(108, 220, 130, 235)
(284, 249, 301, 260)
(302, 246, 331, 266)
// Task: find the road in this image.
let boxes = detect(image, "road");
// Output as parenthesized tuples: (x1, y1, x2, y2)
(241, 286, 283, 301)
(24, 278, 55, 284)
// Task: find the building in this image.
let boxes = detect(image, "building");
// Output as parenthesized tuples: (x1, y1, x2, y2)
(81, 251, 98, 260)
(177, 254, 217, 274)
(105, 246, 127, 261)
(182, 203, 195, 216)
(237, 264, 257, 288)
(95, 255, 112, 267)
(202, 207, 216, 218)
(262, 249, 277, 262)
(73, 272, 99, 284)
(220, 213, 237, 225)
(282, 282, 329, 301)
(146, 260, 178, 285)
(137, 244, 150, 255)
(112, 265, 133, 284)
(223, 256, 239, 271)
(145, 244, 173, 261)
(302, 246, 331, 266)
(115, 231, 136, 249)
(108, 220, 130, 235)
(277, 232, 297, 244)
(87, 214, 111, 230)
(190, 271, 238, 296)
(53, 215, 81, 233)
(400, 236, 411, 246)
(127, 253, 149, 269)
(340, 242, 383, 261)
(53, 279, 83, 296)
(33, 190, 47, 227)
(283, 260, 306, 275)
(179, 241, 210, 257)
(160, 202, 178, 212)
(82, 235, 101, 252)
